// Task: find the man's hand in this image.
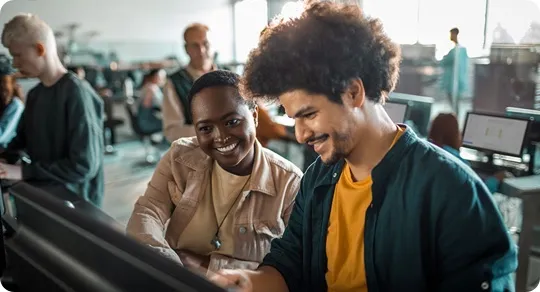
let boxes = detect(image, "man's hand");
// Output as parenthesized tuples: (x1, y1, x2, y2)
(208, 269, 253, 292)
(0, 162, 22, 180)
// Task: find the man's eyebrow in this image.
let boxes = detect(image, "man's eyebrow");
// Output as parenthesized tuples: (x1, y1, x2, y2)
(292, 106, 317, 119)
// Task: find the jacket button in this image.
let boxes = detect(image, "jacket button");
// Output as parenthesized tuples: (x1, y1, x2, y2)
(481, 282, 489, 290)
(239, 227, 247, 234)
(332, 173, 337, 178)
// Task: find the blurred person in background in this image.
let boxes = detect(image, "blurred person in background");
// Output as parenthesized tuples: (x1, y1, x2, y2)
(0, 54, 24, 149)
(136, 68, 165, 133)
(0, 14, 105, 206)
(440, 27, 469, 110)
(162, 23, 217, 143)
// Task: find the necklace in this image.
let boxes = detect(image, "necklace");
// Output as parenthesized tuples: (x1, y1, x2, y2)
(210, 175, 251, 250)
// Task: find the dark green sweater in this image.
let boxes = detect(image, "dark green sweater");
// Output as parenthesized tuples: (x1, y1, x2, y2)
(262, 127, 517, 292)
(2, 73, 104, 206)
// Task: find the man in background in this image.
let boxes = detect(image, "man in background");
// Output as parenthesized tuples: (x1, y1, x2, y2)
(0, 14, 105, 207)
(441, 27, 469, 112)
(162, 23, 217, 142)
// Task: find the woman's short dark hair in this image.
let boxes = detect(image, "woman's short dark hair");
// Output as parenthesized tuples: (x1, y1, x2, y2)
(188, 70, 256, 110)
(428, 113, 462, 150)
(241, 1, 401, 104)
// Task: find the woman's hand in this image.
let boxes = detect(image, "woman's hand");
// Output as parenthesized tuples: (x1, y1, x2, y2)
(177, 249, 210, 271)
(208, 269, 253, 292)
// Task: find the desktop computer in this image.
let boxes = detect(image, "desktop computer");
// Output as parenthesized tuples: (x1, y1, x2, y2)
(506, 107, 540, 175)
(462, 112, 530, 157)
(384, 101, 408, 124)
(1, 182, 226, 292)
(388, 92, 434, 137)
(461, 112, 532, 177)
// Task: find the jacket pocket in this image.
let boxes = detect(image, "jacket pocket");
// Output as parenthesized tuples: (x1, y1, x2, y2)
(251, 221, 285, 260)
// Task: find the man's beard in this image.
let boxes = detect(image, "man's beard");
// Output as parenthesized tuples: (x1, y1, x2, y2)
(320, 131, 351, 165)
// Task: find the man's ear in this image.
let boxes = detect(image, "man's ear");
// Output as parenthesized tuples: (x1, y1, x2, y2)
(36, 42, 46, 57)
(252, 104, 259, 127)
(345, 78, 366, 109)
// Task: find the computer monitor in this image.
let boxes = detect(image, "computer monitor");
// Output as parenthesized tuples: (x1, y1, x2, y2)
(384, 101, 408, 123)
(462, 112, 530, 157)
(1, 182, 225, 292)
(388, 92, 434, 137)
(506, 107, 540, 143)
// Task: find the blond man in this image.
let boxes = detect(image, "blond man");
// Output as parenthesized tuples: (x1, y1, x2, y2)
(0, 14, 105, 206)
(162, 23, 218, 143)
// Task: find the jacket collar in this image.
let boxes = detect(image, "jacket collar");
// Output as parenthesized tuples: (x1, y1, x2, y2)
(174, 138, 277, 197)
(314, 125, 419, 189)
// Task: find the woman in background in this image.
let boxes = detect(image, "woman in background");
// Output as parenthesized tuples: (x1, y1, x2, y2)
(0, 56, 24, 149)
(428, 113, 506, 193)
(136, 69, 165, 133)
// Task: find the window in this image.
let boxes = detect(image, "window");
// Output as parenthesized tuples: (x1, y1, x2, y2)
(364, 0, 487, 57)
(485, 0, 540, 46)
(363, 0, 420, 45)
(418, 0, 486, 57)
(234, 0, 268, 62)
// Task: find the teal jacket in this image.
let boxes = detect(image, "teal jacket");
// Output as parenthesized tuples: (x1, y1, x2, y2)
(262, 127, 516, 292)
(441, 145, 501, 193)
(441, 45, 469, 97)
(0, 98, 24, 148)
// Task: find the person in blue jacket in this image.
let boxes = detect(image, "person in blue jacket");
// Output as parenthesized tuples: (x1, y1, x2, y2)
(0, 55, 24, 149)
(441, 28, 469, 108)
(428, 113, 508, 193)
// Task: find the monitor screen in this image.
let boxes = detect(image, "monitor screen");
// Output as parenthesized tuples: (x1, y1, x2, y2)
(506, 107, 540, 143)
(384, 102, 408, 123)
(462, 113, 529, 156)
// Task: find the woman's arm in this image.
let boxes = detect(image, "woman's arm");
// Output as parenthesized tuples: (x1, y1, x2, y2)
(126, 148, 181, 263)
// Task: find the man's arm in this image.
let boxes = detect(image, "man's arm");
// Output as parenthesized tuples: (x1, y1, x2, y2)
(440, 47, 456, 67)
(162, 78, 195, 143)
(436, 177, 517, 291)
(126, 148, 181, 263)
(22, 86, 102, 183)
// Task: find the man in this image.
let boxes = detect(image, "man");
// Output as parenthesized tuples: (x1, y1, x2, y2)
(162, 23, 216, 143)
(212, 2, 516, 292)
(441, 27, 469, 112)
(0, 14, 105, 207)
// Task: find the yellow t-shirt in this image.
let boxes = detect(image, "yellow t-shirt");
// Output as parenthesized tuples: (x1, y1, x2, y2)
(325, 127, 404, 292)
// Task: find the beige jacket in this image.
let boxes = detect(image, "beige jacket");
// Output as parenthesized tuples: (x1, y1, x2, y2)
(126, 137, 302, 272)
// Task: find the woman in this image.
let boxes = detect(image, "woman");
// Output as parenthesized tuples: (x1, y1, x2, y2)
(428, 113, 505, 193)
(0, 56, 24, 149)
(126, 70, 302, 274)
(136, 69, 165, 133)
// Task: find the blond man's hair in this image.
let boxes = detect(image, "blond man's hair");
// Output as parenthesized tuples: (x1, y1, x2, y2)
(183, 23, 209, 43)
(2, 13, 54, 48)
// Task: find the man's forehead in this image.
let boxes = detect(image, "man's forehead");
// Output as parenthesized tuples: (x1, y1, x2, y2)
(185, 30, 208, 43)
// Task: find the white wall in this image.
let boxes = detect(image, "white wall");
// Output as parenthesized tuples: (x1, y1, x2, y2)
(0, 0, 235, 63)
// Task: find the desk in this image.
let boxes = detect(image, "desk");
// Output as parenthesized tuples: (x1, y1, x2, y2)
(500, 175, 540, 292)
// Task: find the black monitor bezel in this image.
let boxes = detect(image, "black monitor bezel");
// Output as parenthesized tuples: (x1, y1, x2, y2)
(461, 111, 531, 157)
(3, 182, 226, 292)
